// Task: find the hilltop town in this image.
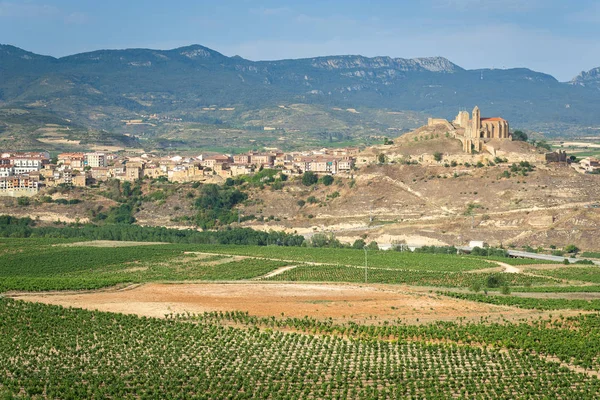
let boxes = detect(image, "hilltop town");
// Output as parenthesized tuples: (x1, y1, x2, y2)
(2, 107, 600, 251)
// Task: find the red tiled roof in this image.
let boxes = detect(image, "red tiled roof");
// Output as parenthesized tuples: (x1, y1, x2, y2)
(480, 117, 506, 122)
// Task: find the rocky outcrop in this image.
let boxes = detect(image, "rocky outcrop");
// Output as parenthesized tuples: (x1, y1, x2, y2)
(307, 55, 462, 73)
(570, 67, 600, 88)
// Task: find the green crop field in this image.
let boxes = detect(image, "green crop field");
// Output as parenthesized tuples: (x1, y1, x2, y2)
(189, 244, 497, 271)
(264, 264, 557, 288)
(523, 266, 600, 284)
(0, 239, 288, 292)
(441, 291, 600, 311)
(2, 299, 600, 399)
(2, 238, 600, 398)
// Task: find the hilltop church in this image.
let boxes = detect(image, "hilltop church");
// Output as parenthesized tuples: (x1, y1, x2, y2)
(428, 106, 511, 153)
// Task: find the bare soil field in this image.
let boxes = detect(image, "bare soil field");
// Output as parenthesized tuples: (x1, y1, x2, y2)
(12, 282, 584, 325)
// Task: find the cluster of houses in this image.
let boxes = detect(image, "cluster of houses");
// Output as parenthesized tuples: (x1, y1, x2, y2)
(0, 147, 359, 197)
(571, 157, 600, 174)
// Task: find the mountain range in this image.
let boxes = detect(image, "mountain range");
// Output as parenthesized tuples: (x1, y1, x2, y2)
(1, 43, 600, 149)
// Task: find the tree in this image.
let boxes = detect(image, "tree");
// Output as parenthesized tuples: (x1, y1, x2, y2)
(320, 175, 334, 186)
(377, 154, 386, 164)
(470, 282, 482, 293)
(564, 244, 580, 254)
(512, 130, 528, 142)
(352, 239, 366, 249)
(302, 171, 318, 186)
(433, 152, 443, 162)
(17, 197, 30, 206)
(367, 241, 379, 250)
(486, 274, 503, 288)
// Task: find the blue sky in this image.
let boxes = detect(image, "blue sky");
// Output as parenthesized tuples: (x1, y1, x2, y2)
(0, 0, 598, 81)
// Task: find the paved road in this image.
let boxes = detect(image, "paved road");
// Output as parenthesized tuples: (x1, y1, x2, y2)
(506, 249, 600, 266)
(381, 244, 600, 266)
(456, 246, 600, 266)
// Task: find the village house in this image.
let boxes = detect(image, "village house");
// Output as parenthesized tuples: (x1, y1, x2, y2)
(201, 155, 232, 169)
(0, 175, 39, 196)
(580, 157, 600, 173)
(58, 153, 85, 169)
(90, 167, 111, 181)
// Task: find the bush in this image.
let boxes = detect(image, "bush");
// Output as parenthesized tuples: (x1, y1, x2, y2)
(17, 197, 30, 206)
(366, 241, 379, 250)
(512, 130, 528, 142)
(306, 196, 318, 204)
(302, 171, 318, 186)
(470, 282, 482, 293)
(433, 152, 443, 162)
(352, 239, 366, 249)
(296, 200, 306, 208)
(564, 244, 580, 254)
(320, 175, 334, 186)
(486, 274, 503, 288)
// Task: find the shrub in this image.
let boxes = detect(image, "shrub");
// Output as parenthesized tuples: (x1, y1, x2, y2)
(564, 244, 580, 254)
(302, 171, 318, 186)
(320, 175, 334, 186)
(352, 239, 366, 249)
(486, 274, 503, 288)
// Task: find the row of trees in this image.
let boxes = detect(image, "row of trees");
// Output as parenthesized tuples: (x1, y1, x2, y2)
(0, 215, 305, 246)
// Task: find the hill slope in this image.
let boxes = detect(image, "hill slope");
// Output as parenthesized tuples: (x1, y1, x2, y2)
(1, 44, 600, 150)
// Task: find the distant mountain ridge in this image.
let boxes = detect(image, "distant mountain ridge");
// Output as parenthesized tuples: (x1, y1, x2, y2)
(1, 43, 600, 138)
(570, 67, 600, 89)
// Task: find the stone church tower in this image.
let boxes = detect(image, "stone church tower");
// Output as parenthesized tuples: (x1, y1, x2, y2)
(472, 106, 481, 132)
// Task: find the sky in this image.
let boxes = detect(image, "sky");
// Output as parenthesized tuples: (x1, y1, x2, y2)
(0, 0, 598, 81)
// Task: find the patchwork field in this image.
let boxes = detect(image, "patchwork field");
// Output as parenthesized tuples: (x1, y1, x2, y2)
(3, 238, 600, 398)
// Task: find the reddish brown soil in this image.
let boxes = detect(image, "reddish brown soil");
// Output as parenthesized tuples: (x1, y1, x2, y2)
(11, 282, 582, 325)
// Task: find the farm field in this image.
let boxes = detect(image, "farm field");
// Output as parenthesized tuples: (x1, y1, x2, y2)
(3, 238, 600, 398)
(3, 299, 600, 399)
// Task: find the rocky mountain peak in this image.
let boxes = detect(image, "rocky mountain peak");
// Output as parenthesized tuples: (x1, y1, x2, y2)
(570, 67, 600, 87)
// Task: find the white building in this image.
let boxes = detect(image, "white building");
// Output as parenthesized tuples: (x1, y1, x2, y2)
(85, 153, 106, 168)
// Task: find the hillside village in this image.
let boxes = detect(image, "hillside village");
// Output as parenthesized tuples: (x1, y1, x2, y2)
(1, 107, 599, 199)
(0, 147, 360, 197)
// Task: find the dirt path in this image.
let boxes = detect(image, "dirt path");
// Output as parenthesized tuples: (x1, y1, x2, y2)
(493, 261, 521, 274)
(259, 265, 298, 279)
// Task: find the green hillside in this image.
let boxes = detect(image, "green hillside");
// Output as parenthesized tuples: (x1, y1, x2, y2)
(1, 43, 600, 151)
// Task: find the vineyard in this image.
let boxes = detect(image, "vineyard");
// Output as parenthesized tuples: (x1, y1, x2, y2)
(264, 264, 557, 288)
(2, 237, 600, 398)
(524, 266, 600, 284)
(190, 245, 499, 271)
(2, 299, 600, 399)
(0, 239, 288, 292)
(440, 291, 600, 311)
